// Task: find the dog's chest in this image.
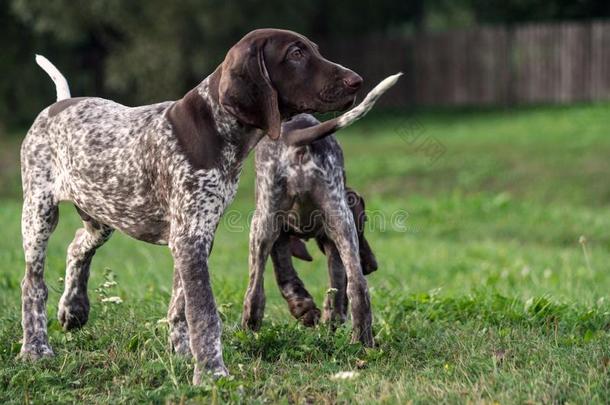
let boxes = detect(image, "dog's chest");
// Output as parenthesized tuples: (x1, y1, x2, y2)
(174, 143, 243, 215)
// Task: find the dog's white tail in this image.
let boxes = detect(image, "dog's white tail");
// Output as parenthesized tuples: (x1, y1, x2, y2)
(283, 73, 403, 146)
(35, 54, 71, 101)
(337, 72, 402, 128)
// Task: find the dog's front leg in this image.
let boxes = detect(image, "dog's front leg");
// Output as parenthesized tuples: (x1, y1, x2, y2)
(170, 212, 228, 383)
(323, 200, 374, 347)
(167, 270, 190, 357)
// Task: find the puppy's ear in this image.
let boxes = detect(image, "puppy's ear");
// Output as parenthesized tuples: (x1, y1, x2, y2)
(359, 233, 378, 275)
(219, 38, 281, 139)
(346, 188, 366, 234)
(346, 188, 378, 274)
(289, 236, 313, 262)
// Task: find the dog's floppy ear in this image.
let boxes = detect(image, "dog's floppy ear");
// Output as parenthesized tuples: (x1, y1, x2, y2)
(219, 38, 281, 139)
(346, 188, 378, 274)
(346, 188, 365, 234)
(358, 230, 378, 275)
(289, 236, 313, 262)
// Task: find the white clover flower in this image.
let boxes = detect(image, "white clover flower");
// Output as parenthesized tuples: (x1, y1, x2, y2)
(331, 371, 359, 380)
(102, 281, 117, 289)
(101, 296, 123, 304)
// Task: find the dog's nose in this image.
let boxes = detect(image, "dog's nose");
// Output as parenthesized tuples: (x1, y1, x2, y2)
(343, 73, 363, 90)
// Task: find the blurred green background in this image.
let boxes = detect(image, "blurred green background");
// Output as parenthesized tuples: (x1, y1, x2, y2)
(0, 1, 609, 403)
(2, 0, 610, 128)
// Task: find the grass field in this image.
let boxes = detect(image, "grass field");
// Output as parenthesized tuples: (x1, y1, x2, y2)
(1, 103, 609, 403)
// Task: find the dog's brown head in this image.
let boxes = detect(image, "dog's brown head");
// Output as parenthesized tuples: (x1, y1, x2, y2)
(219, 28, 362, 140)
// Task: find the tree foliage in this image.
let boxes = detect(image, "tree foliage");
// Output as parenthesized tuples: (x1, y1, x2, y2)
(1, 0, 608, 128)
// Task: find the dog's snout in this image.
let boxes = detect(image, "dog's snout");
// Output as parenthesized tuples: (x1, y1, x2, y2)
(343, 72, 363, 90)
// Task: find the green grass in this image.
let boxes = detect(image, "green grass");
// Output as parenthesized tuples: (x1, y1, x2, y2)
(1, 103, 609, 403)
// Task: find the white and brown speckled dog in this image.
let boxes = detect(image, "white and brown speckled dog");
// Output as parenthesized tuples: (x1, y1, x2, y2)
(244, 114, 379, 340)
(19, 29, 366, 383)
(243, 73, 403, 342)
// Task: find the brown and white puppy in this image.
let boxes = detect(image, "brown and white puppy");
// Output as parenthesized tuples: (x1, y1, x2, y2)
(244, 114, 377, 342)
(20, 29, 362, 384)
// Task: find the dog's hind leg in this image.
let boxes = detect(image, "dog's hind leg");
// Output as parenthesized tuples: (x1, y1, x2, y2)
(242, 208, 281, 331)
(19, 192, 59, 360)
(270, 234, 321, 327)
(58, 212, 113, 330)
(322, 199, 374, 347)
(318, 237, 349, 326)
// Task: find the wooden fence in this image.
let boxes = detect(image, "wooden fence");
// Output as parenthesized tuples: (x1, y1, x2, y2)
(322, 21, 610, 106)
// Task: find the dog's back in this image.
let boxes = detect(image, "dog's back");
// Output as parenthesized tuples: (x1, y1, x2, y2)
(22, 97, 176, 242)
(255, 113, 345, 206)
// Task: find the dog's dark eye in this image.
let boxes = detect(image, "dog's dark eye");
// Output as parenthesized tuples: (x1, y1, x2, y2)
(290, 48, 304, 60)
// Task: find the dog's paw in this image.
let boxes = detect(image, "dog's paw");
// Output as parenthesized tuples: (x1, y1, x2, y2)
(193, 362, 229, 385)
(351, 328, 375, 348)
(298, 307, 321, 327)
(18, 343, 55, 361)
(289, 298, 321, 327)
(58, 296, 90, 330)
(241, 314, 263, 331)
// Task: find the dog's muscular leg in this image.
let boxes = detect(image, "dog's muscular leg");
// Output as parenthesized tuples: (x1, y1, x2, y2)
(170, 206, 228, 383)
(242, 208, 281, 331)
(171, 238, 227, 382)
(323, 199, 374, 347)
(271, 234, 320, 327)
(58, 219, 113, 330)
(19, 193, 58, 360)
(167, 270, 191, 357)
(319, 238, 349, 326)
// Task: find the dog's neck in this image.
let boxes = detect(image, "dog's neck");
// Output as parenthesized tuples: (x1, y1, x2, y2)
(204, 68, 266, 153)
(170, 68, 265, 178)
(199, 69, 239, 141)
